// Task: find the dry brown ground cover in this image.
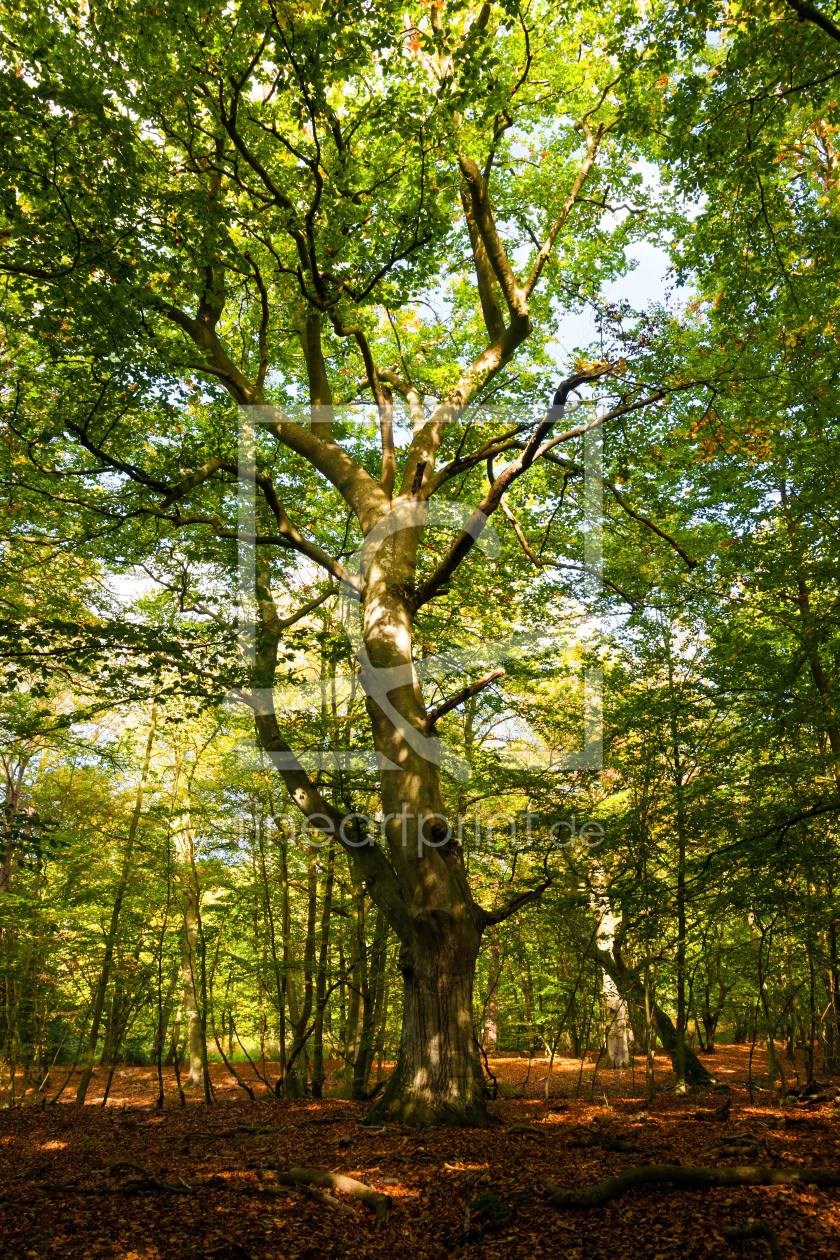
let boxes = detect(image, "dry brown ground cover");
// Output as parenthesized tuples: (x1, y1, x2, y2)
(1, 1046, 838, 1260)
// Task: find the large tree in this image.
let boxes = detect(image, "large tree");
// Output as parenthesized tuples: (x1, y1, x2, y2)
(1, 0, 700, 1122)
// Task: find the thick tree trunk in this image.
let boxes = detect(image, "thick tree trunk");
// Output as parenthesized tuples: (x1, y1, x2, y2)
(369, 911, 488, 1126)
(251, 485, 508, 1125)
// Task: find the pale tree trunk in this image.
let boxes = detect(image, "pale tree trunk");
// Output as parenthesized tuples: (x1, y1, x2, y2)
(173, 800, 205, 1091)
(596, 939, 711, 1087)
(75, 706, 157, 1105)
(592, 876, 631, 1070)
(484, 937, 501, 1050)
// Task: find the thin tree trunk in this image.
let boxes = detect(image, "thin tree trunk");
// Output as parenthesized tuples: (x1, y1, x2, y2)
(827, 918, 839, 1072)
(483, 881, 501, 1049)
(285, 851, 318, 1097)
(312, 844, 335, 1099)
(75, 705, 157, 1105)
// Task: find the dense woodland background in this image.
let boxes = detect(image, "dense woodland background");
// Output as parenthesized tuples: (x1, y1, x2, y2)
(1, 0, 840, 1122)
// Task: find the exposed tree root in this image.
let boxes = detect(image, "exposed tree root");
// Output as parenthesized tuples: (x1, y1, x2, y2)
(694, 1098, 731, 1122)
(722, 1219, 782, 1259)
(506, 1124, 549, 1139)
(544, 1164, 840, 1209)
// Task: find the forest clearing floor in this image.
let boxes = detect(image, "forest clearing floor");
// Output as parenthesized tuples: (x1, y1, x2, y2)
(1, 1046, 839, 1260)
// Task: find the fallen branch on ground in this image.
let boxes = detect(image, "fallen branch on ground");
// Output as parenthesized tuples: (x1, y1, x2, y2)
(722, 1219, 782, 1259)
(275, 1168, 391, 1225)
(189, 1124, 289, 1142)
(705, 1134, 765, 1161)
(299, 1184, 361, 1216)
(0, 1161, 388, 1222)
(795, 1085, 840, 1107)
(544, 1164, 840, 1209)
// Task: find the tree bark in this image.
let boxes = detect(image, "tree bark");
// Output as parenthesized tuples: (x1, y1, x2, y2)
(367, 909, 488, 1126)
(311, 844, 335, 1099)
(483, 892, 501, 1050)
(284, 851, 318, 1098)
(592, 879, 631, 1069)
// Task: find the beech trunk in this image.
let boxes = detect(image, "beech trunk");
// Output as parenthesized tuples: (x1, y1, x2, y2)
(369, 910, 488, 1126)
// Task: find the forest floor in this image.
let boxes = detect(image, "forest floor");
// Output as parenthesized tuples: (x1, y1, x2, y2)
(1, 1046, 839, 1260)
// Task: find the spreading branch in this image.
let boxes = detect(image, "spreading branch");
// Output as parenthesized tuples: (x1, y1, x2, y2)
(423, 667, 505, 733)
(785, 0, 840, 44)
(412, 370, 609, 608)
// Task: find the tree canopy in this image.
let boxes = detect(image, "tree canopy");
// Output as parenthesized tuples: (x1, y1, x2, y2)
(1, 0, 840, 1156)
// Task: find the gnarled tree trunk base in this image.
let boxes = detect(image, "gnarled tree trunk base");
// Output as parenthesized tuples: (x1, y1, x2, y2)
(364, 917, 491, 1128)
(365, 1046, 494, 1128)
